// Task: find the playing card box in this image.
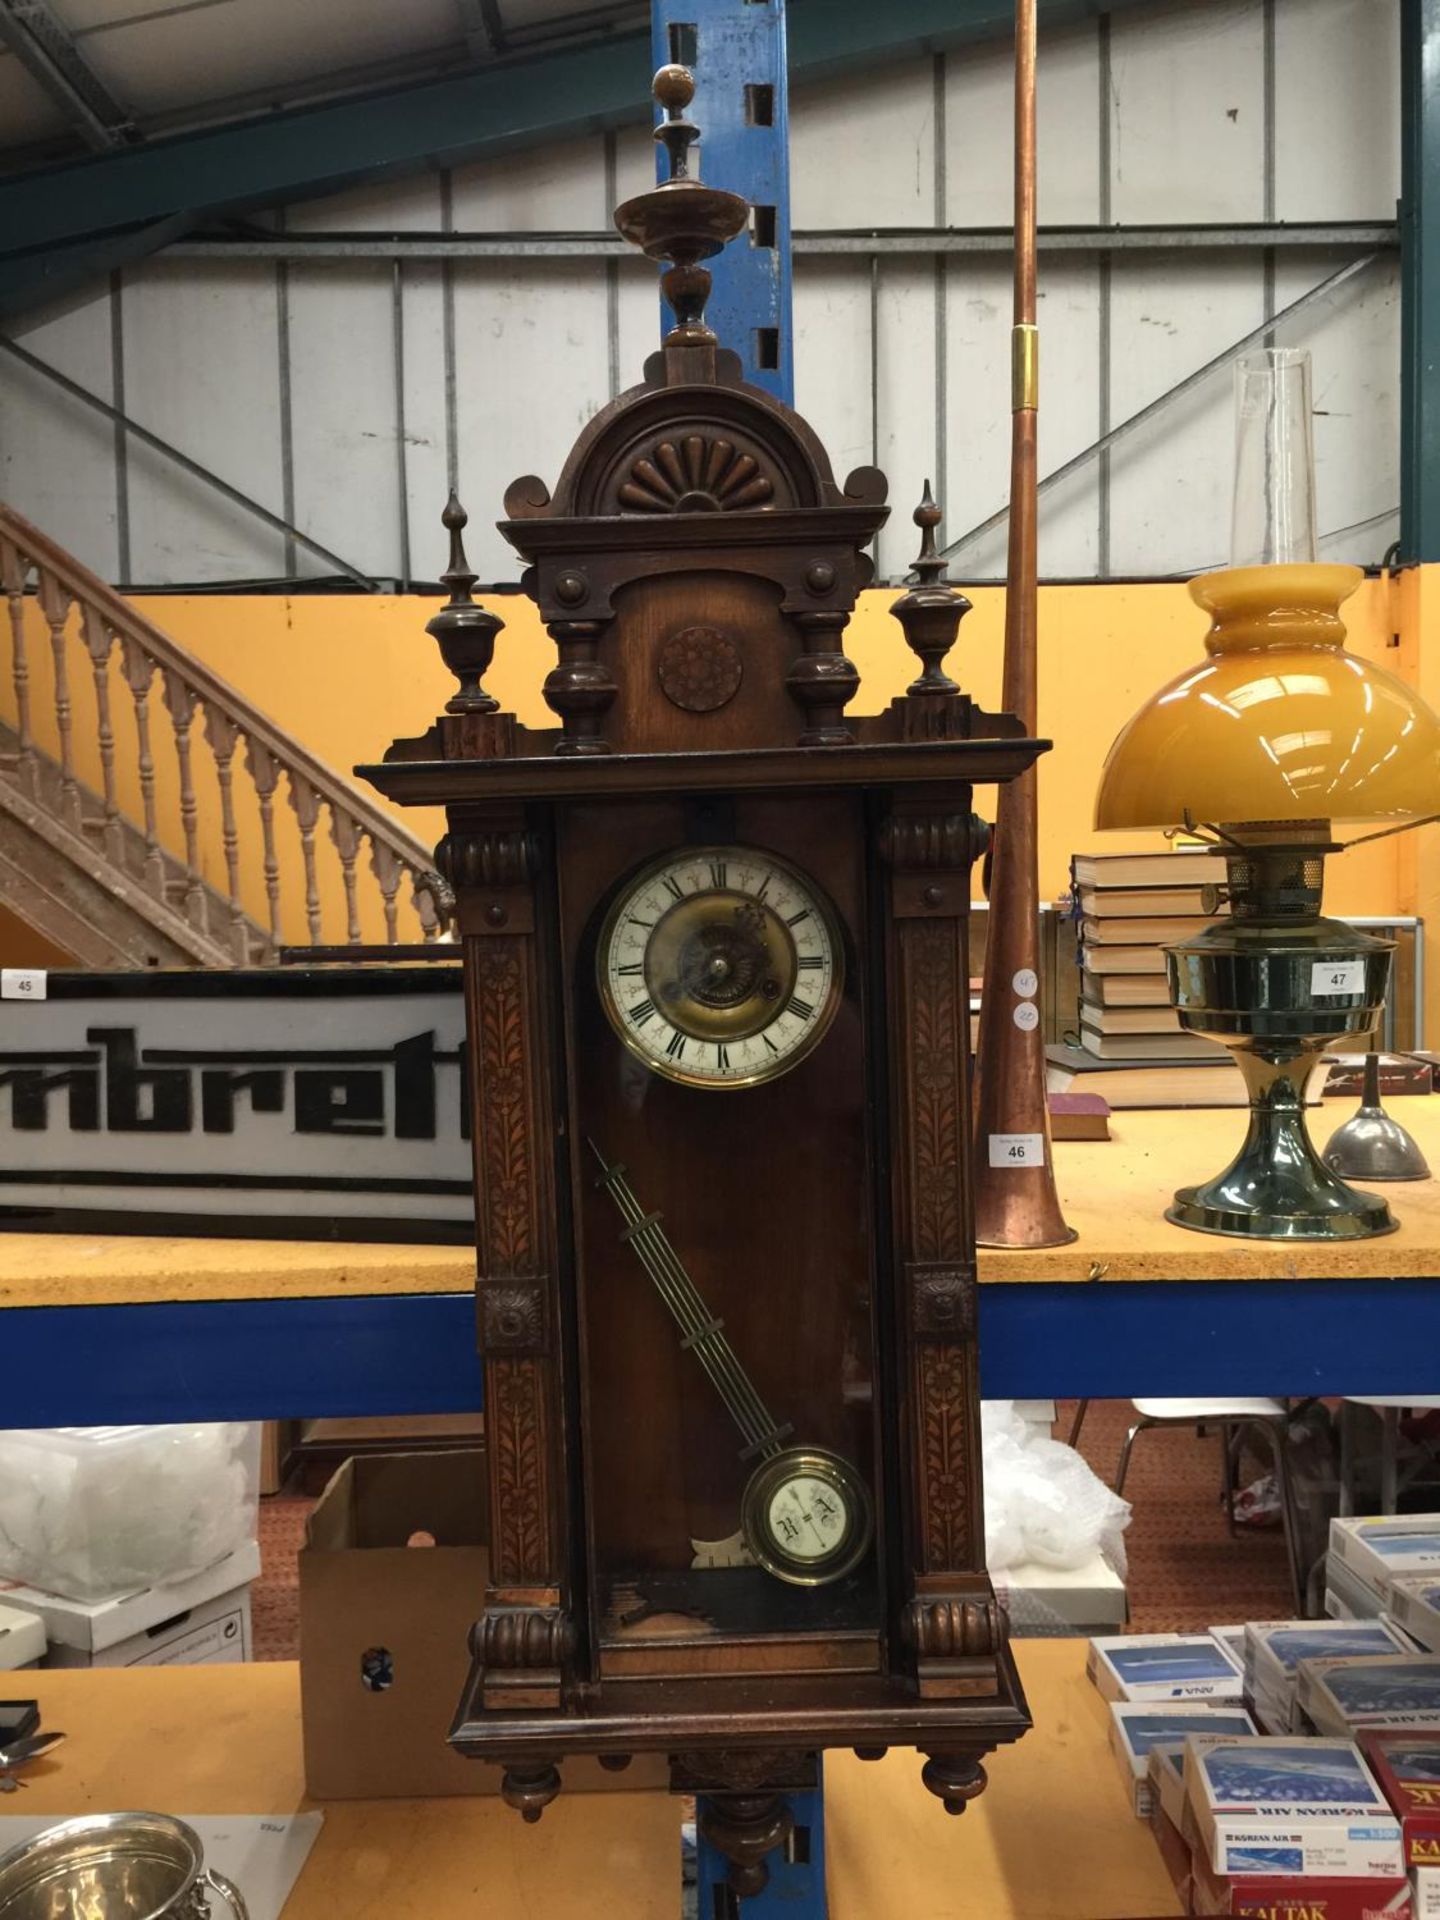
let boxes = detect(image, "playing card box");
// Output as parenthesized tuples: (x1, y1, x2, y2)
(1361, 1735, 1440, 1868)
(1109, 1703, 1258, 1816)
(1190, 1854, 1412, 1919)
(1185, 1736, 1405, 1880)
(1390, 1583, 1440, 1658)
(1332, 1520, 1440, 1605)
(1088, 1631, 1244, 1703)
(1302, 1659, 1440, 1738)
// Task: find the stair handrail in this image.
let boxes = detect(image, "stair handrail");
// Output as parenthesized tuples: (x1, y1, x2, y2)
(0, 501, 451, 954)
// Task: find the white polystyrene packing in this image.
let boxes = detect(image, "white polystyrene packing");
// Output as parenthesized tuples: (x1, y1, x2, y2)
(982, 1400, 1131, 1576)
(0, 1422, 259, 1602)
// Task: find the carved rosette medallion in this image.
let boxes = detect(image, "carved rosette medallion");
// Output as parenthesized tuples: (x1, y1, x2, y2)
(911, 1264, 976, 1340)
(480, 1280, 548, 1353)
(657, 625, 744, 713)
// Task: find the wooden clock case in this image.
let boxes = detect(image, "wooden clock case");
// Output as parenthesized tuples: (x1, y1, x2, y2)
(362, 71, 1048, 1894)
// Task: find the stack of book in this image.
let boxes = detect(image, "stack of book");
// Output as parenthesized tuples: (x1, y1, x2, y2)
(1049, 846, 1240, 1108)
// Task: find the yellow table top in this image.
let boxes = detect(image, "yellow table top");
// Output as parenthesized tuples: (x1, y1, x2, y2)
(3, 1096, 1440, 1307)
(10, 1639, 1178, 1920)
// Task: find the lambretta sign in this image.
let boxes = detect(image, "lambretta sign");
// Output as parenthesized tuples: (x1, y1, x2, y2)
(0, 967, 472, 1241)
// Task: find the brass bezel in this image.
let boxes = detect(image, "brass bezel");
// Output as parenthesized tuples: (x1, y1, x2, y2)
(596, 843, 845, 1091)
(740, 1446, 874, 1588)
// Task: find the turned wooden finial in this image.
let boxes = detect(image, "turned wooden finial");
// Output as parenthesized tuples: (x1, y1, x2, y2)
(653, 63, 699, 181)
(426, 490, 503, 716)
(910, 480, 946, 587)
(613, 67, 748, 345)
(890, 481, 970, 696)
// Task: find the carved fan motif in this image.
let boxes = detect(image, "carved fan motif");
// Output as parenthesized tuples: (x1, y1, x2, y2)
(618, 434, 775, 514)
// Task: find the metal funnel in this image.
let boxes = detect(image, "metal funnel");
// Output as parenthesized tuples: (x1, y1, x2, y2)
(1323, 1052, 1431, 1183)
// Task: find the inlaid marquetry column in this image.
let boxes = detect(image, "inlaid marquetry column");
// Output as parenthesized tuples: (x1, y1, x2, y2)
(881, 796, 1006, 1710)
(439, 803, 575, 1730)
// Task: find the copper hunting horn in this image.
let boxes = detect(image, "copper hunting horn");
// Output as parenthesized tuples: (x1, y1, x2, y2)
(971, 0, 1076, 1249)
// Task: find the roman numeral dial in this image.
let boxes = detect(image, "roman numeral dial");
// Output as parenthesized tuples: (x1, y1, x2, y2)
(597, 844, 844, 1089)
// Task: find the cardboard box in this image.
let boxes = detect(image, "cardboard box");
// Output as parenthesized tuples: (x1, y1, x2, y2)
(1000, 1554, 1127, 1635)
(1327, 1554, 1391, 1623)
(1147, 1788, 1193, 1909)
(1184, 1735, 1405, 1881)
(1191, 1853, 1412, 1919)
(0, 1541, 258, 1668)
(1087, 1632, 1244, 1703)
(1302, 1658, 1440, 1737)
(0, 1602, 44, 1670)
(1332, 1520, 1440, 1604)
(1247, 1621, 1412, 1735)
(1110, 1703, 1258, 1817)
(1415, 1869, 1440, 1920)
(1363, 1736, 1440, 1868)
(299, 1450, 667, 1801)
(1391, 1583, 1440, 1657)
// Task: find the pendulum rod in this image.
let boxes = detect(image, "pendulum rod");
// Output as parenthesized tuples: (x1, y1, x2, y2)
(589, 1141, 790, 1461)
(587, 1143, 773, 1441)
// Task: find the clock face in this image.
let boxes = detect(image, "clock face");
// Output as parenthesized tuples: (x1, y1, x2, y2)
(741, 1447, 873, 1587)
(597, 845, 844, 1089)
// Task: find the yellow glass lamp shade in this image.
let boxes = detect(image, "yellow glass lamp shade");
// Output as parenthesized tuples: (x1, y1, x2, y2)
(1095, 564, 1440, 833)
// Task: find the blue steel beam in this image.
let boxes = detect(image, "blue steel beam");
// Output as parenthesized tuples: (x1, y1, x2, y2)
(652, 0, 794, 401)
(1401, 0, 1440, 562)
(2, 1278, 1437, 1425)
(0, 0, 1161, 314)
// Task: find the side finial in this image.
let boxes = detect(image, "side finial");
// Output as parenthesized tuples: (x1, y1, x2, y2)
(890, 483, 969, 696)
(613, 67, 748, 346)
(426, 490, 503, 716)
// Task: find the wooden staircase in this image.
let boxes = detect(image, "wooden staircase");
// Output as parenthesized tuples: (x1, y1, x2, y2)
(0, 505, 450, 967)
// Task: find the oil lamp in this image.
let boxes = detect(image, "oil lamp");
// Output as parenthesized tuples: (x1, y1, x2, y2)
(1095, 349, 1440, 1239)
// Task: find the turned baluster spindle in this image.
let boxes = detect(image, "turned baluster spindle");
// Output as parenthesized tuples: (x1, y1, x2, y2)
(203, 705, 250, 962)
(244, 737, 284, 954)
(329, 807, 364, 944)
(287, 771, 324, 945)
(1, 540, 36, 797)
(38, 569, 81, 831)
(80, 609, 123, 863)
(411, 867, 450, 942)
(121, 636, 166, 895)
(370, 836, 402, 943)
(162, 668, 208, 933)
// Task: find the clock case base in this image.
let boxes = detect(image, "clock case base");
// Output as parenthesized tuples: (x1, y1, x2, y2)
(451, 1642, 1031, 1858)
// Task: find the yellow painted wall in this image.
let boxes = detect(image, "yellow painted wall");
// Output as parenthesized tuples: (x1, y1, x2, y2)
(133, 571, 1406, 905)
(2, 572, 1422, 985)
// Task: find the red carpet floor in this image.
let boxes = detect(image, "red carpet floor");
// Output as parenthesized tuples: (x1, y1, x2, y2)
(249, 1399, 1294, 1661)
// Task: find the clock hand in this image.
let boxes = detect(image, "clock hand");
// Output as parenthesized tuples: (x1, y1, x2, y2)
(588, 1139, 792, 1463)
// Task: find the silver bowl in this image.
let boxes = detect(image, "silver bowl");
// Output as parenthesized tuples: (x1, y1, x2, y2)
(0, 1812, 248, 1920)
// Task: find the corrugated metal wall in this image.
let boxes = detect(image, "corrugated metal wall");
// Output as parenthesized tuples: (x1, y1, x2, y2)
(0, 0, 1401, 589)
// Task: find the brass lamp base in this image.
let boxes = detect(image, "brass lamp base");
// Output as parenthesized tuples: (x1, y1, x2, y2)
(1167, 1059, 1395, 1239)
(1165, 838, 1397, 1243)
